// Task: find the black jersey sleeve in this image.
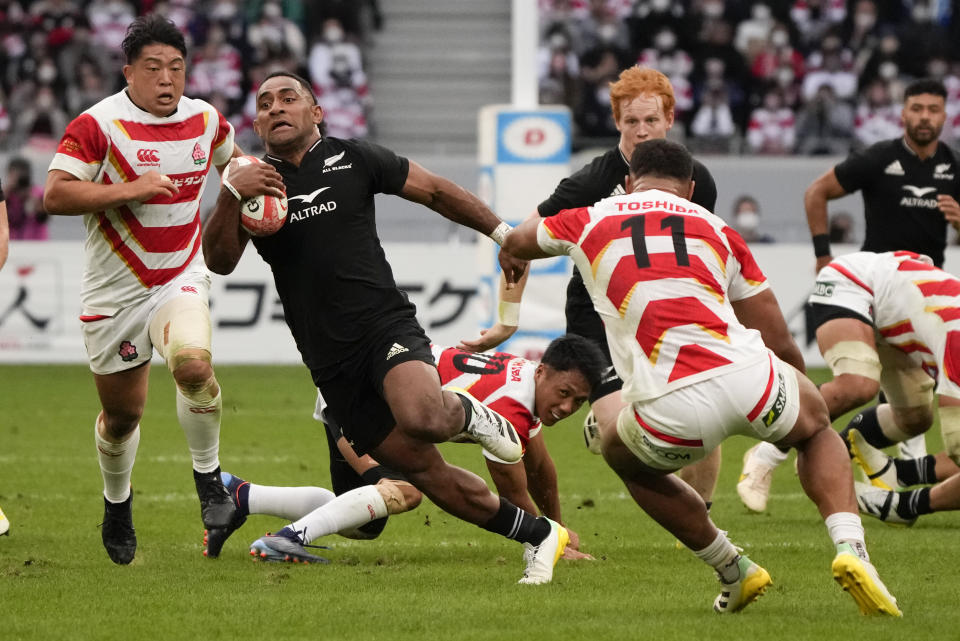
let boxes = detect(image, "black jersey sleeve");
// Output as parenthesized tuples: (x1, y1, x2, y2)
(537, 155, 613, 217)
(348, 139, 410, 195)
(691, 159, 717, 211)
(833, 142, 885, 194)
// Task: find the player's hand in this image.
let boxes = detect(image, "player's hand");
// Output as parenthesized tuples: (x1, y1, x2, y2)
(497, 247, 528, 289)
(457, 323, 517, 352)
(939, 194, 960, 230)
(561, 528, 594, 560)
(815, 255, 832, 274)
(133, 170, 179, 201)
(562, 546, 595, 560)
(224, 158, 286, 199)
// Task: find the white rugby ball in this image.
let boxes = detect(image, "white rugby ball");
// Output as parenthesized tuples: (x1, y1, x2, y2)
(233, 155, 288, 237)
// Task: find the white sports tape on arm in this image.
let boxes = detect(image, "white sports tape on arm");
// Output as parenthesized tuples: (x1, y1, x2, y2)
(489, 221, 512, 246)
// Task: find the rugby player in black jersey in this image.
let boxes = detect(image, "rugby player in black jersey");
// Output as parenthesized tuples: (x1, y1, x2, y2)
(201, 71, 569, 584)
(461, 67, 723, 512)
(738, 78, 960, 512)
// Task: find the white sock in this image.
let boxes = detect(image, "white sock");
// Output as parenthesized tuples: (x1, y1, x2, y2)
(877, 405, 912, 443)
(693, 530, 741, 583)
(825, 512, 869, 561)
(177, 388, 222, 473)
(248, 484, 336, 521)
(289, 485, 388, 545)
(95, 419, 139, 503)
(754, 441, 789, 466)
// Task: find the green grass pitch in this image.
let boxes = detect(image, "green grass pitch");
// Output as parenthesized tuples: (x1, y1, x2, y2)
(0, 364, 957, 640)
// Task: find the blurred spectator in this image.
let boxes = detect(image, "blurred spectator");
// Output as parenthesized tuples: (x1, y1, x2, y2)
(65, 57, 111, 113)
(828, 211, 855, 244)
(790, 0, 847, 54)
(746, 87, 796, 154)
(637, 26, 694, 121)
(859, 31, 902, 90)
(750, 22, 805, 88)
(0, 88, 10, 149)
(307, 17, 370, 139)
(305, 0, 383, 45)
(897, 0, 952, 78)
(843, 0, 882, 76)
(853, 78, 901, 149)
(10, 85, 69, 152)
(693, 56, 747, 127)
(627, 0, 691, 53)
(539, 28, 580, 109)
(689, 80, 737, 153)
(574, 0, 631, 56)
(4, 156, 48, 241)
(794, 83, 854, 154)
(801, 34, 857, 103)
(731, 195, 775, 243)
(86, 0, 136, 64)
(575, 45, 623, 137)
(247, 0, 306, 64)
(734, 3, 775, 65)
(187, 22, 244, 105)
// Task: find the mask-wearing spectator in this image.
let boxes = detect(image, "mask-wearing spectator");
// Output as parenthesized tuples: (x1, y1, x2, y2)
(4, 156, 48, 240)
(795, 83, 855, 155)
(854, 78, 901, 149)
(731, 195, 775, 243)
(746, 88, 795, 154)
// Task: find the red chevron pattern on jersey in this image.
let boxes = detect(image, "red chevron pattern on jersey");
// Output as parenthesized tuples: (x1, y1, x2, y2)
(432, 346, 540, 445)
(539, 189, 770, 401)
(811, 251, 960, 400)
(48, 90, 235, 314)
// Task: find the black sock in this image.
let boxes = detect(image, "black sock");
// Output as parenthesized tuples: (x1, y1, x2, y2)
(893, 455, 938, 486)
(896, 487, 933, 519)
(481, 497, 551, 545)
(456, 393, 472, 430)
(704, 501, 712, 514)
(842, 407, 895, 450)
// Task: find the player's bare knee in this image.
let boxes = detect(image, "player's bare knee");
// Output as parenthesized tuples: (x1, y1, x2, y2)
(376, 479, 421, 514)
(171, 350, 219, 402)
(99, 411, 141, 440)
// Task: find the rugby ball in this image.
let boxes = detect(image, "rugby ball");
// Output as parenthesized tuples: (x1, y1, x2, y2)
(232, 156, 288, 237)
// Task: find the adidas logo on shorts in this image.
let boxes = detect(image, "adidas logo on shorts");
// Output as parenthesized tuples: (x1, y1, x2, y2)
(386, 343, 409, 360)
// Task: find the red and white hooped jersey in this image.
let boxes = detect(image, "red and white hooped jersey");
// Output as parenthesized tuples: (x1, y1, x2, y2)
(431, 345, 541, 447)
(809, 250, 960, 400)
(537, 189, 771, 402)
(48, 90, 234, 316)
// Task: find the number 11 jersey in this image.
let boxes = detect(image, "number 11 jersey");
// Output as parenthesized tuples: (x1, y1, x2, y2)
(538, 189, 772, 403)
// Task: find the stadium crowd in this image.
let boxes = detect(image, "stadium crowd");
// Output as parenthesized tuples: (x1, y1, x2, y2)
(3, 1, 960, 157)
(538, 0, 960, 153)
(0, 0, 380, 153)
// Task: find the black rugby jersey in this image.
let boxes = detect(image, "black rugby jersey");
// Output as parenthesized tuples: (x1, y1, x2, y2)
(537, 145, 717, 352)
(834, 138, 960, 268)
(252, 137, 416, 373)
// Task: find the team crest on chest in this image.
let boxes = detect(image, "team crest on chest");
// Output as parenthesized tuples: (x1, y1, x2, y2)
(192, 142, 207, 166)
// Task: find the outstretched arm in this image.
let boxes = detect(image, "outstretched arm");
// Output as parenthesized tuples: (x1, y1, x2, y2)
(399, 160, 527, 285)
(804, 168, 847, 273)
(502, 215, 553, 259)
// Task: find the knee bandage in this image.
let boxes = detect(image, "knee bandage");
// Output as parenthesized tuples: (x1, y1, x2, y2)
(178, 373, 220, 405)
(376, 479, 415, 515)
(938, 406, 960, 465)
(823, 341, 881, 380)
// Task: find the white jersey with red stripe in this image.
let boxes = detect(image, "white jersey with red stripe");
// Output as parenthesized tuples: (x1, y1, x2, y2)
(48, 89, 235, 316)
(537, 188, 771, 403)
(430, 344, 541, 446)
(809, 250, 960, 399)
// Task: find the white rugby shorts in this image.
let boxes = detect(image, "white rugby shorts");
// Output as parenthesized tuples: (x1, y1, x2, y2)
(617, 352, 800, 471)
(81, 269, 212, 375)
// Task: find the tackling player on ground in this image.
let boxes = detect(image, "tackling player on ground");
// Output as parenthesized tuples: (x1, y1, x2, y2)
(203, 336, 603, 562)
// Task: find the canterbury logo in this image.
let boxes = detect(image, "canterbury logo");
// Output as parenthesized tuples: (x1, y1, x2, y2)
(289, 186, 331, 204)
(902, 185, 937, 197)
(137, 149, 160, 163)
(884, 160, 904, 176)
(386, 343, 409, 360)
(324, 151, 346, 167)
